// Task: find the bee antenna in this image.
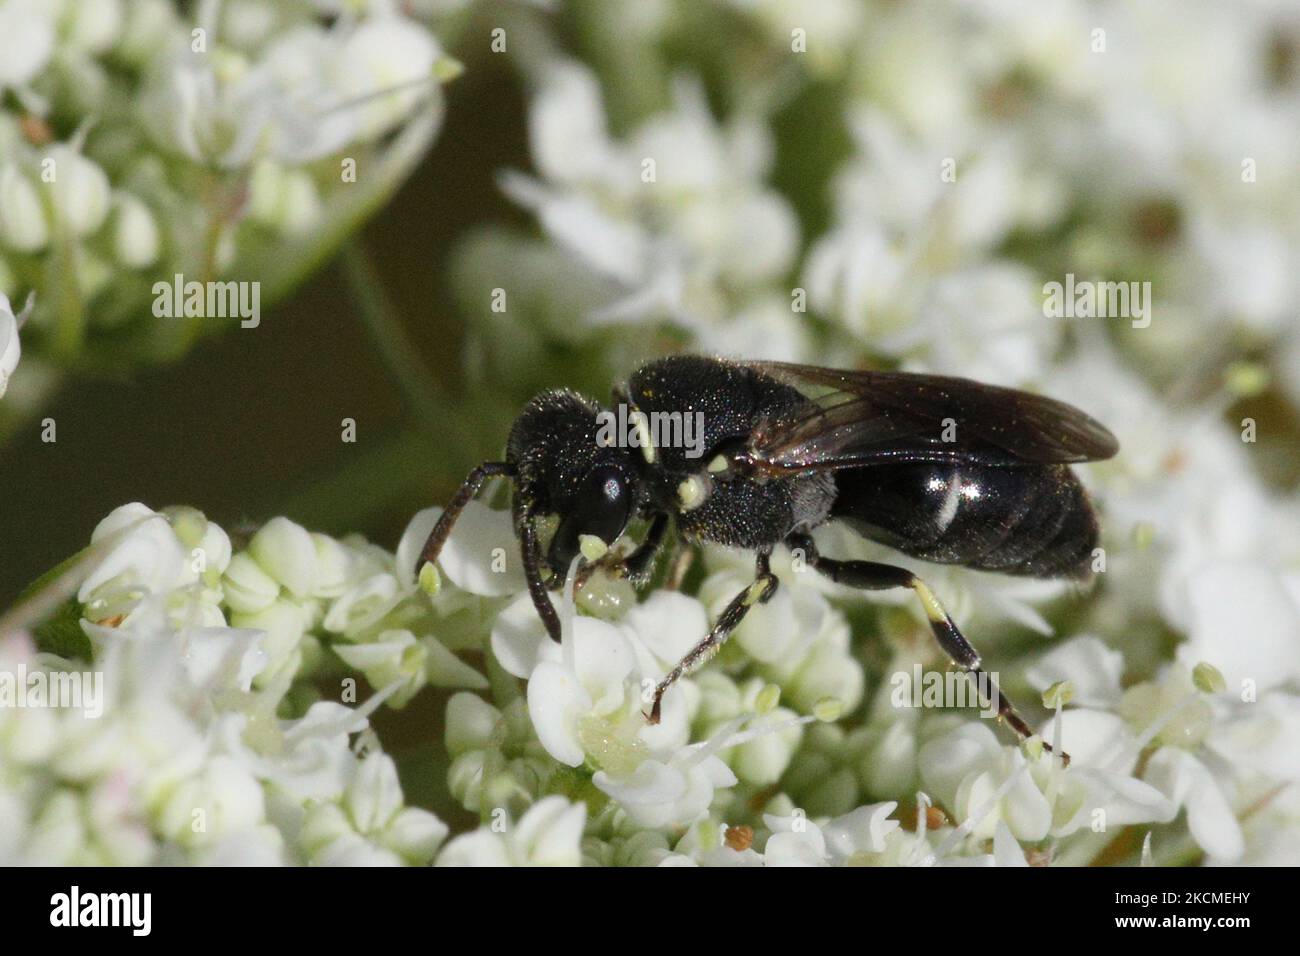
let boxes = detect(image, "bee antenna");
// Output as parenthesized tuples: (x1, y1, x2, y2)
(415, 461, 515, 576)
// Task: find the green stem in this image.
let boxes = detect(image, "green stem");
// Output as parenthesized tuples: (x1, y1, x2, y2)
(339, 240, 447, 438)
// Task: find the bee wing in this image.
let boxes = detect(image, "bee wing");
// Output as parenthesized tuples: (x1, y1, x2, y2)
(744, 361, 1120, 473)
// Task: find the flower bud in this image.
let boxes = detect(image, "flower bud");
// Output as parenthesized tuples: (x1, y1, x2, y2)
(62, 0, 124, 54)
(117, 0, 176, 67)
(112, 192, 160, 268)
(732, 706, 802, 786)
(155, 757, 265, 848)
(323, 573, 402, 637)
(0, 1, 56, 89)
(231, 600, 308, 684)
(381, 806, 448, 864)
(164, 505, 208, 550)
(248, 160, 321, 236)
(0, 291, 27, 399)
(346, 752, 404, 834)
(446, 692, 502, 757)
(196, 522, 232, 579)
(299, 802, 353, 858)
(1192, 662, 1227, 695)
(248, 516, 317, 599)
(0, 164, 49, 252)
(44, 146, 111, 239)
(447, 750, 487, 809)
(222, 552, 281, 614)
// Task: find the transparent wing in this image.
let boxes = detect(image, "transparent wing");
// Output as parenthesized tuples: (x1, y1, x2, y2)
(744, 362, 1120, 473)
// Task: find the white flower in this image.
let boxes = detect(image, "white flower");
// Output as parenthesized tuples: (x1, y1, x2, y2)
(334, 627, 487, 708)
(43, 145, 112, 240)
(762, 802, 901, 866)
(1144, 747, 1243, 862)
(594, 730, 738, 831)
(147, 13, 446, 168)
(322, 572, 403, 637)
(527, 60, 615, 187)
(507, 66, 797, 333)
(397, 503, 527, 596)
(248, 516, 318, 599)
(112, 193, 161, 269)
(1178, 561, 1300, 693)
(1025, 635, 1125, 710)
(301, 751, 447, 866)
(436, 796, 586, 867)
(920, 719, 1175, 847)
(0, 163, 49, 252)
(222, 553, 281, 614)
(0, 290, 30, 399)
(525, 615, 640, 769)
(155, 755, 266, 849)
(61, 0, 124, 55)
(330, 16, 444, 142)
(78, 504, 192, 622)
(229, 599, 309, 685)
(491, 586, 693, 770)
(0, 0, 57, 90)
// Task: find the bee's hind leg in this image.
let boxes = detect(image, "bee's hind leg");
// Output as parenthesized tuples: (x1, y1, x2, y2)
(786, 533, 1068, 765)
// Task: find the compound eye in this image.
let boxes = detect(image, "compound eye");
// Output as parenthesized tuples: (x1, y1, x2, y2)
(547, 464, 635, 571)
(579, 465, 634, 544)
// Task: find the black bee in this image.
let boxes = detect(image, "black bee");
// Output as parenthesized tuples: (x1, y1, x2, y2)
(417, 356, 1118, 756)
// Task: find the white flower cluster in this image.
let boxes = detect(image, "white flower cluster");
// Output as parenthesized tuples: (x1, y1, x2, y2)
(440, 0, 1300, 865)
(1, 500, 518, 866)
(5, 0, 1299, 868)
(0, 0, 455, 404)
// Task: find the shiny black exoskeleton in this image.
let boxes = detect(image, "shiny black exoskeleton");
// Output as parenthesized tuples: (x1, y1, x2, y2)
(418, 355, 1119, 758)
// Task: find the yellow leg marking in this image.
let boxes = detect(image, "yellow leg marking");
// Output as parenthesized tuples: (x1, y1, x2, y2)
(911, 579, 948, 625)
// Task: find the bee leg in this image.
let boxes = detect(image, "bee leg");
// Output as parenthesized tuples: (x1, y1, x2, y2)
(647, 552, 777, 725)
(415, 462, 514, 575)
(576, 513, 670, 590)
(787, 534, 1068, 764)
(664, 541, 695, 591)
(520, 516, 563, 644)
(621, 513, 670, 585)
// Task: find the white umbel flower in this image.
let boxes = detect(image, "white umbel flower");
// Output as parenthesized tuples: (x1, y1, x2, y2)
(0, 291, 30, 399)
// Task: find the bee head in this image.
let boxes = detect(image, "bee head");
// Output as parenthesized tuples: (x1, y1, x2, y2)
(507, 389, 641, 571)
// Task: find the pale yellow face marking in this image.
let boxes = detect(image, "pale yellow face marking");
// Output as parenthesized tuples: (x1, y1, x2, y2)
(676, 474, 710, 511)
(707, 454, 729, 474)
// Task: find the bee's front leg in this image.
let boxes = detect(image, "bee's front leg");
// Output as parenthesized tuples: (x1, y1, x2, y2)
(646, 551, 776, 724)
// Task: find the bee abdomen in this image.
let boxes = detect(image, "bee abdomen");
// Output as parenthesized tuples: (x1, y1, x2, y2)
(830, 463, 1100, 580)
